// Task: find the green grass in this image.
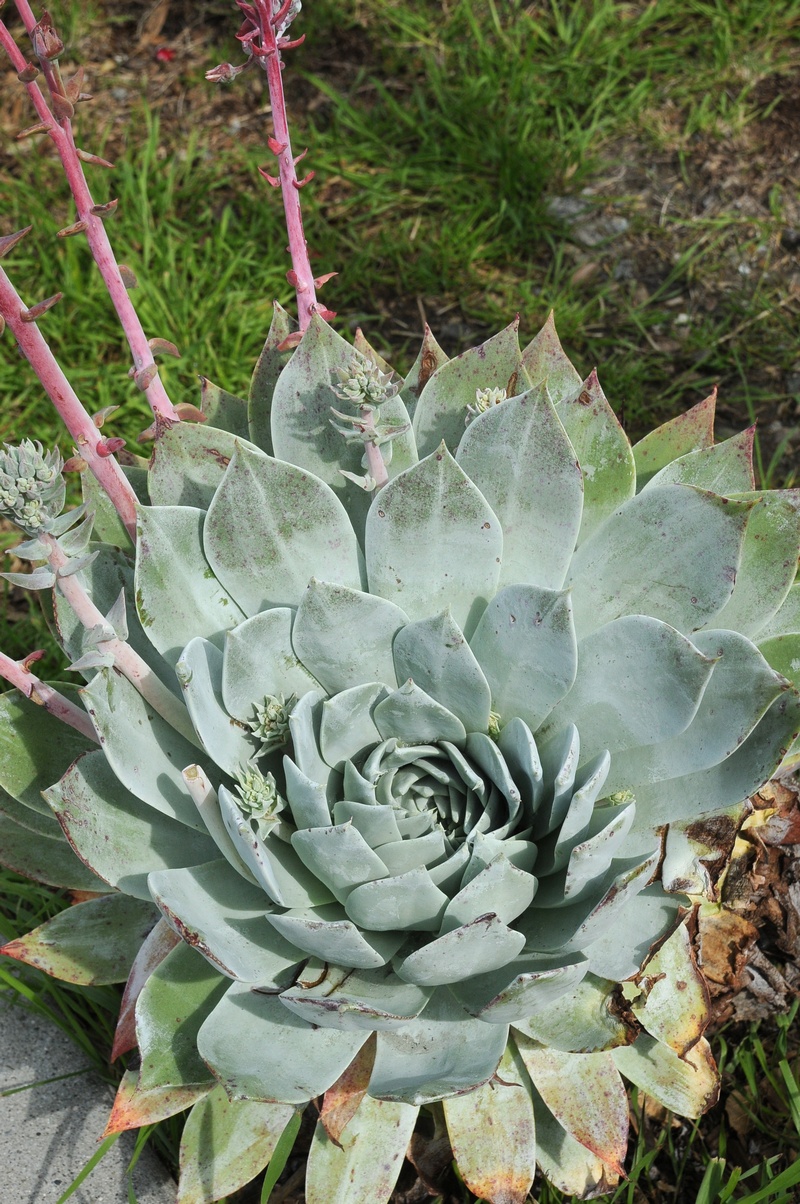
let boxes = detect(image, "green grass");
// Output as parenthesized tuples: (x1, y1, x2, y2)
(2, 0, 800, 1199)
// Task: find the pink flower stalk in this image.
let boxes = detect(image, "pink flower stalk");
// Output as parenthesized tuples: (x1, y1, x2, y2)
(0, 261, 139, 540)
(0, 648, 98, 742)
(1, 5, 179, 421)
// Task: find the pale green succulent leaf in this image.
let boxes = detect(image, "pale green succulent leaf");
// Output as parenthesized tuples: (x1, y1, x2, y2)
(288, 690, 331, 789)
(521, 310, 583, 404)
(632, 922, 708, 1056)
(81, 461, 147, 551)
(0, 688, 95, 815)
(413, 319, 523, 456)
(374, 680, 467, 746)
(514, 1039, 627, 1178)
(81, 669, 207, 830)
(280, 962, 433, 1031)
(292, 820, 389, 900)
(1, 894, 157, 986)
(583, 884, 683, 981)
(451, 957, 588, 1025)
(400, 325, 449, 422)
(270, 314, 416, 538)
(632, 392, 716, 488)
(612, 1034, 719, 1118)
(148, 860, 302, 984)
(538, 752, 611, 877)
(198, 378, 250, 439)
(630, 690, 800, 830)
(204, 442, 363, 617)
(0, 808, 106, 891)
(293, 579, 408, 693)
(137, 942, 227, 1091)
(135, 506, 245, 668)
(643, 427, 755, 494)
(319, 682, 387, 768)
(556, 370, 636, 545)
(444, 1042, 536, 1204)
(457, 386, 583, 589)
(333, 799, 402, 847)
(533, 725, 581, 838)
(526, 1076, 620, 1197)
(702, 491, 800, 637)
(470, 585, 577, 730)
(366, 445, 502, 637)
(538, 615, 716, 762)
(267, 905, 404, 969)
(148, 422, 261, 509)
(567, 485, 751, 637)
(197, 981, 368, 1104)
(0, 783, 71, 837)
(222, 608, 320, 722)
(248, 301, 294, 454)
(442, 854, 536, 932)
(560, 805, 637, 903)
(176, 637, 256, 776)
(45, 751, 216, 899)
(392, 610, 491, 733)
(755, 582, 800, 641)
(178, 1084, 295, 1204)
(393, 915, 526, 986)
(605, 629, 787, 793)
(496, 718, 544, 815)
(345, 866, 449, 932)
(306, 1094, 418, 1204)
(513, 974, 635, 1053)
(368, 990, 508, 1104)
(283, 757, 331, 827)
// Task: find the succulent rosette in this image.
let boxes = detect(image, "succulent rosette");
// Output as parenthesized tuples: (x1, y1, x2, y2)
(4, 311, 800, 1201)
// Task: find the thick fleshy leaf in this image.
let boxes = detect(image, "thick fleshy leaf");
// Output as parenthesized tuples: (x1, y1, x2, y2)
(0, 784, 65, 837)
(612, 1034, 719, 1117)
(660, 805, 745, 898)
(755, 582, 800, 641)
(136, 506, 245, 667)
(538, 615, 716, 761)
(319, 682, 386, 767)
(270, 313, 416, 536)
(204, 442, 362, 616)
(567, 484, 751, 637)
(470, 586, 577, 730)
(644, 428, 755, 494)
(444, 1042, 536, 1204)
(176, 637, 255, 775)
(513, 974, 635, 1053)
(400, 324, 449, 421)
(527, 1077, 618, 1197)
(0, 688, 95, 815)
(392, 610, 491, 733)
(393, 915, 526, 986)
(267, 905, 403, 969)
(288, 690, 331, 789)
(148, 422, 260, 509)
(280, 963, 433, 1031)
(222, 607, 320, 721)
(443, 855, 536, 931)
(112, 917, 181, 1061)
(0, 894, 156, 985)
(632, 391, 716, 488)
(248, 300, 294, 454)
(292, 821, 388, 900)
(293, 579, 407, 693)
(457, 387, 583, 589)
(320, 1036, 376, 1143)
(582, 883, 682, 981)
(521, 311, 582, 404)
(136, 942, 227, 1091)
(148, 860, 301, 983)
(414, 319, 524, 456)
(81, 461, 145, 551)
(452, 957, 589, 1024)
(557, 370, 636, 544)
(605, 629, 786, 793)
(198, 981, 367, 1103)
(306, 1093, 418, 1204)
(368, 991, 508, 1104)
(81, 669, 206, 830)
(632, 922, 708, 1056)
(198, 377, 250, 438)
(346, 866, 449, 932)
(45, 751, 216, 899)
(703, 491, 800, 636)
(105, 1069, 211, 1135)
(0, 809, 107, 890)
(374, 680, 467, 746)
(514, 1038, 627, 1177)
(178, 1084, 295, 1204)
(366, 446, 502, 637)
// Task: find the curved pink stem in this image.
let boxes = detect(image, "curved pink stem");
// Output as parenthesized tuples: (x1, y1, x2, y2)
(0, 649, 99, 741)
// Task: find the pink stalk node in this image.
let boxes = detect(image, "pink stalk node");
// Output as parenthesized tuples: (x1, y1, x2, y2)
(1, 7, 179, 422)
(0, 648, 99, 742)
(0, 265, 138, 540)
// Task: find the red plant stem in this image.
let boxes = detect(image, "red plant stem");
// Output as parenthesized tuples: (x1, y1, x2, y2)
(253, 0, 318, 329)
(1, 9, 179, 421)
(360, 409, 389, 489)
(0, 267, 139, 540)
(0, 649, 99, 741)
(43, 535, 200, 746)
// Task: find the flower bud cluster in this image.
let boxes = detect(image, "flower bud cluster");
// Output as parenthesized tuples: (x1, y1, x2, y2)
(465, 386, 507, 426)
(234, 766, 286, 838)
(332, 354, 400, 413)
(248, 692, 296, 756)
(0, 440, 65, 536)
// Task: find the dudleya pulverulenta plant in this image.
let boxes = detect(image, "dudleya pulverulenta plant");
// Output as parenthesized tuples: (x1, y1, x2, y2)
(2, 4, 800, 1203)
